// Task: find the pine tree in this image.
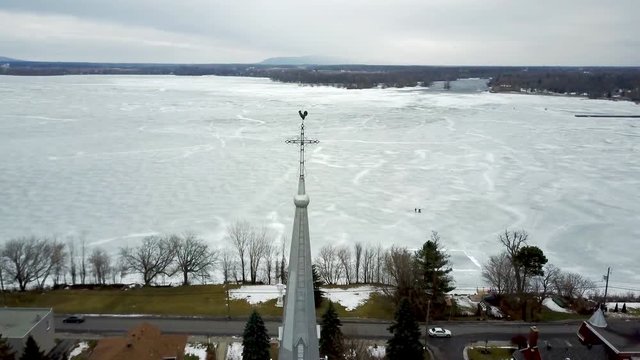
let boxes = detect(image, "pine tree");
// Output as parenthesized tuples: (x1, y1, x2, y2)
(387, 298, 423, 360)
(312, 265, 325, 308)
(622, 303, 628, 313)
(20, 336, 47, 360)
(412, 231, 455, 317)
(320, 302, 345, 360)
(0, 333, 16, 360)
(242, 310, 270, 360)
(614, 303, 619, 312)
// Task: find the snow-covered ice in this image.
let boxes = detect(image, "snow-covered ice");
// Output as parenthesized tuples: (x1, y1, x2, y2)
(184, 343, 208, 360)
(1, 75, 639, 292)
(543, 297, 573, 313)
(606, 302, 640, 310)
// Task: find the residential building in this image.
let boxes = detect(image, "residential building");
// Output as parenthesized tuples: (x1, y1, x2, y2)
(89, 322, 187, 360)
(0, 307, 55, 358)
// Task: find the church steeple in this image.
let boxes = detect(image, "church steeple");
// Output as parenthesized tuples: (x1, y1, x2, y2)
(280, 111, 320, 360)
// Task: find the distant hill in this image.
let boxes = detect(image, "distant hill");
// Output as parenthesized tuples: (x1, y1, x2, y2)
(0, 56, 22, 62)
(259, 55, 349, 65)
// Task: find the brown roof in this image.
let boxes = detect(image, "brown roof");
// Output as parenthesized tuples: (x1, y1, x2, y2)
(89, 323, 188, 360)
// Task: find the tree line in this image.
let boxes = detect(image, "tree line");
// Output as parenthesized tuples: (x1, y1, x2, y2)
(3, 61, 638, 101)
(481, 229, 597, 319)
(0, 221, 455, 302)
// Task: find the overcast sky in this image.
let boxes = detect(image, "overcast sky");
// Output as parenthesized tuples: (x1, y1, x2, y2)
(1, 0, 639, 65)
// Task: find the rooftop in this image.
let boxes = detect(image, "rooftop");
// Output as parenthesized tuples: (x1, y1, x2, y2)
(589, 319, 640, 353)
(0, 307, 52, 339)
(89, 322, 187, 360)
(512, 336, 607, 360)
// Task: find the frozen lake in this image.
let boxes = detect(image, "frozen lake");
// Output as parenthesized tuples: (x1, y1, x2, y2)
(0, 75, 639, 291)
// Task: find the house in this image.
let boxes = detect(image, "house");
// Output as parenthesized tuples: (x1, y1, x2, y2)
(512, 325, 608, 360)
(0, 307, 55, 358)
(577, 309, 640, 360)
(89, 322, 188, 360)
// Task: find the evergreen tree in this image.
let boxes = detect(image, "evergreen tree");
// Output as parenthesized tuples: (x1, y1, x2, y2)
(312, 265, 325, 308)
(614, 303, 619, 312)
(242, 310, 270, 360)
(0, 334, 16, 360)
(622, 303, 628, 313)
(20, 336, 47, 360)
(387, 298, 423, 360)
(320, 302, 345, 360)
(413, 231, 455, 317)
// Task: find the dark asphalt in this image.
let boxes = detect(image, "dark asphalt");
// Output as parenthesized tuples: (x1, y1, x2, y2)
(55, 315, 583, 360)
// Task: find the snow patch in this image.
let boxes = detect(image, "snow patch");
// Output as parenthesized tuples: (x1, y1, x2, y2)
(368, 345, 386, 358)
(226, 342, 243, 360)
(184, 343, 208, 360)
(324, 286, 378, 311)
(229, 285, 380, 311)
(68, 342, 89, 359)
(543, 297, 573, 313)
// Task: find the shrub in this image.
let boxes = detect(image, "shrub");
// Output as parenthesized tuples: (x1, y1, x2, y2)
(511, 334, 527, 349)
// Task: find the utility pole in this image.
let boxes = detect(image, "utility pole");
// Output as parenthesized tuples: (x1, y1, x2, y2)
(603, 267, 611, 311)
(424, 298, 431, 347)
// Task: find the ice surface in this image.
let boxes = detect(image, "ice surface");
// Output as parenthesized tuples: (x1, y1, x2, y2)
(0, 75, 639, 292)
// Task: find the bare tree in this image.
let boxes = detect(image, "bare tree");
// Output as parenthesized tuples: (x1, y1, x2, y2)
(89, 247, 110, 284)
(280, 237, 288, 284)
(51, 240, 67, 286)
(227, 221, 251, 283)
(248, 226, 270, 284)
(264, 241, 276, 285)
(220, 249, 235, 284)
(1, 237, 53, 291)
(499, 229, 529, 293)
(174, 233, 217, 285)
(119, 235, 177, 286)
(554, 271, 595, 299)
(374, 244, 384, 284)
(67, 238, 77, 285)
(383, 246, 414, 290)
(362, 246, 375, 284)
(532, 263, 561, 301)
(80, 236, 87, 285)
(353, 242, 363, 284)
(482, 252, 515, 294)
(337, 246, 353, 284)
(315, 244, 339, 285)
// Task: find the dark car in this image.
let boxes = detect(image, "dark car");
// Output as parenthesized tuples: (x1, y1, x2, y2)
(62, 315, 85, 323)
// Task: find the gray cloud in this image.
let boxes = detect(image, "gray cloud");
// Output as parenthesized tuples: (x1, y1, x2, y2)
(0, 0, 638, 64)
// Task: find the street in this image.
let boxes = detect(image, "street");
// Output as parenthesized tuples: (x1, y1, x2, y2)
(55, 315, 582, 359)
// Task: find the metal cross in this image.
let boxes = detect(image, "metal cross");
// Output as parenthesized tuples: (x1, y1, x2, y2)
(285, 110, 319, 181)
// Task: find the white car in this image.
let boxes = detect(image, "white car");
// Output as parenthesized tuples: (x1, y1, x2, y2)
(428, 327, 452, 338)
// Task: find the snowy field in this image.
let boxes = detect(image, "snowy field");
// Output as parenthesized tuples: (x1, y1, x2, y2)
(0, 75, 639, 291)
(543, 297, 573, 313)
(230, 284, 378, 311)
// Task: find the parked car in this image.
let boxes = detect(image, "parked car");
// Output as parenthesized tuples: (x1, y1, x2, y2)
(428, 327, 452, 338)
(62, 315, 85, 323)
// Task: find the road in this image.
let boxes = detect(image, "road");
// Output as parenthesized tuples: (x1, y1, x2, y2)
(55, 315, 582, 359)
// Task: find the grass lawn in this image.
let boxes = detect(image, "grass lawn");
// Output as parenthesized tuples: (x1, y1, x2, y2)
(467, 347, 515, 360)
(1, 284, 395, 319)
(538, 308, 588, 322)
